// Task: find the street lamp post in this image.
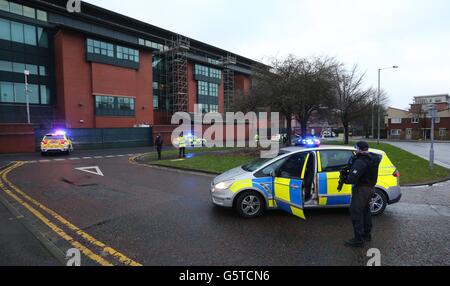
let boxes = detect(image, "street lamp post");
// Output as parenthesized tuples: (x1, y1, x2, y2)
(377, 66, 399, 144)
(428, 104, 437, 170)
(24, 70, 31, 124)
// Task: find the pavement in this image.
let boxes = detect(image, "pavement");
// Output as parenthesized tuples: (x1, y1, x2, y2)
(0, 192, 61, 266)
(0, 147, 448, 266)
(385, 141, 450, 168)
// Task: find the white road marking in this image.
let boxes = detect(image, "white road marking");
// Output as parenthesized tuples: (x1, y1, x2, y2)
(75, 166, 104, 177)
(20, 153, 136, 165)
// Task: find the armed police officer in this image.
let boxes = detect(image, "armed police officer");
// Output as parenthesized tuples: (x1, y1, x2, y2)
(343, 141, 382, 247)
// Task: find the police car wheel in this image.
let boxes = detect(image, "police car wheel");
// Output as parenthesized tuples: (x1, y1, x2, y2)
(235, 191, 265, 219)
(370, 190, 387, 216)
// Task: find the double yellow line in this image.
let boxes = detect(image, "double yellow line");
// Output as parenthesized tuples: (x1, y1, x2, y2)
(0, 162, 142, 266)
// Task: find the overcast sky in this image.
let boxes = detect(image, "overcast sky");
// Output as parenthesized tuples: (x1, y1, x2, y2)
(85, 0, 450, 110)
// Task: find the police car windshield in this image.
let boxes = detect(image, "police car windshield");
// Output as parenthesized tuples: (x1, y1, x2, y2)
(242, 151, 289, 172)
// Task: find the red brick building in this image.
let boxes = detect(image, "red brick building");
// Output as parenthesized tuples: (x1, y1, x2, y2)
(0, 0, 254, 132)
(386, 96, 450, 140)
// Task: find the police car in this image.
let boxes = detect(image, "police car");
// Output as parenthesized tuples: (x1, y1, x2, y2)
(173, 134, 207, 147)
(40, 131, 74, 156)
(210, 146, 401, 219)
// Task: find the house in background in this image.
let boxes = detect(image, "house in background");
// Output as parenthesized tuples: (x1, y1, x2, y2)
(386, 94, 450, 140)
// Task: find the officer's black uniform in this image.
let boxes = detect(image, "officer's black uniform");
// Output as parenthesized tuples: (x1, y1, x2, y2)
(155, 135, 163, 161)
(345, 141, 382, 247)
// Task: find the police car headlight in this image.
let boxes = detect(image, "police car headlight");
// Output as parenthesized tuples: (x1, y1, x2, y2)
(215, 180, 234, 190)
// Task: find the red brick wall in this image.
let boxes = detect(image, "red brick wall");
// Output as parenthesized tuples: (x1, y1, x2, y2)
(54, 30, 93, 128)
(235, 75, 251, 95)
(0, 124, 35, 154)
(54, 29, 153, 129)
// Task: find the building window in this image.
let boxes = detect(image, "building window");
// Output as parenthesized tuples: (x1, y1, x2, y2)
(37, 27, 48, 48)
(0, 60, 45, 76)
(209, 83, 218, 97)
(117, 46, 139, 63)
(198, 81, 209, 96)
(9, 1, 21, 15)
(0, 18, 48, 47)
(412, 117, 419, 124)
(197, 81, 219, 113)
(87, 38, 140, 65)
(0, 81, 49, 105)
(434, 117, 440, 124)
(0, 81, 13, 103)
(439, 129, 446, 137)
(138, 38, 168, 51)
(0, 18, 10, 41)
(40, 85, 49, 104)
(195, 65, 209, 77)
(0, 0, 9, 12)
(36, 9, 47, 21)
(24, 24, 36, 45)
(153, 96, 159, 110)
(95, 96, 135, 117)
(0, 1, 47, 21)
(391, 118, 401, 124)
(210, 68, 222, 79)
(87, 39, 114, 58)
(390, 129, 401, 136)
(23, 6, 35, 19)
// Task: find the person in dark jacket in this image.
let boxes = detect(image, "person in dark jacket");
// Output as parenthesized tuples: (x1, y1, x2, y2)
(344, 141, 382, 247)
(155, 133, 163, 160)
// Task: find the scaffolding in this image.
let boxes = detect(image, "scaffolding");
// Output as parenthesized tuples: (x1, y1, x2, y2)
(223, 54, 237, 112)
(166, 35, 190, 113)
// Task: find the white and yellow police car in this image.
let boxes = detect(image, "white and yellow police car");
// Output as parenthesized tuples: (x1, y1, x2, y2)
(211, 146, 401, 219)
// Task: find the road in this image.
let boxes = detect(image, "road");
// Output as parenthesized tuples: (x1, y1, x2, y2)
(0, 149, 449, 266)
(386, 141, 450, 168)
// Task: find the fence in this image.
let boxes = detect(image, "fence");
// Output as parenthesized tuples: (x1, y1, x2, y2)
(34, 128, 152, 150)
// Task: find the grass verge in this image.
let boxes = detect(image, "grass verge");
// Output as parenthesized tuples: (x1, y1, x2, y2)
(142, 142, 450, 185)
(323, 141, 450, 185)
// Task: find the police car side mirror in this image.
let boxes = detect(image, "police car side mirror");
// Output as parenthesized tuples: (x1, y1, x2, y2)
(269, 170, 276, 178)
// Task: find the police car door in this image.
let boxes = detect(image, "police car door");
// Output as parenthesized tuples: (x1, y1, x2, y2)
(273, 152, 310, 220)
(317, 150, 354, 206)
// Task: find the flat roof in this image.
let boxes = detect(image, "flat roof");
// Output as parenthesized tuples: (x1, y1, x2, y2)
(30, 0, 262, 69)
(414, 94, 449, 98)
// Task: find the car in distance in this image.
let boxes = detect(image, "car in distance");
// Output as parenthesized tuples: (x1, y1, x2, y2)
(173, 134, 207, 148)
(210, 146, 401, 219)
(40, 131, 74, 156)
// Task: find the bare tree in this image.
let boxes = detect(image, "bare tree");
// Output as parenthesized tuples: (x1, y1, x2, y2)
(293, 57, 337, 137)
(237, 55, 337, 146)
(237, 55, 301, 146)
(334, 65, 374, 144)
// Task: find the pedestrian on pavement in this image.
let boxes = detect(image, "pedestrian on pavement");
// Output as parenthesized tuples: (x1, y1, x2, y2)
(155, 133, 163, 160)
(178, 132, 186, 158)
(344, 141, 382, 247)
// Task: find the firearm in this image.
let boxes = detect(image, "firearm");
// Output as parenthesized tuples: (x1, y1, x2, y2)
(337, 166, 351, 192)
